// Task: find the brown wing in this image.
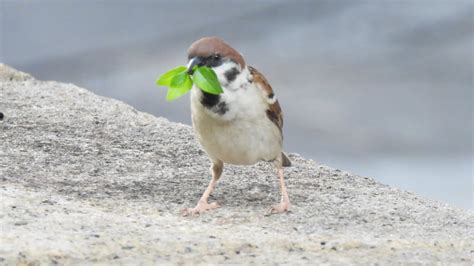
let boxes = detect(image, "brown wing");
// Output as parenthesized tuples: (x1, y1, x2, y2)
(248, 66, 283, 134)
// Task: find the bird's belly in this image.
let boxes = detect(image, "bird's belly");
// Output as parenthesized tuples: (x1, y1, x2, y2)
(193, 115, 282, 165)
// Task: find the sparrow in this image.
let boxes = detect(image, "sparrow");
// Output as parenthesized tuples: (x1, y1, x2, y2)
(183, 37, 291, 216)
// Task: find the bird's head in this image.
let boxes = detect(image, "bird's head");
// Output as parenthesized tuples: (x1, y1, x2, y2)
(187, 37, 246, 86)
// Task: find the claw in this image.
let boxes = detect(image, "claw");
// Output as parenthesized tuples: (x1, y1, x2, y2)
(266, 201, 289, 215)
(182, 201, 221, 217)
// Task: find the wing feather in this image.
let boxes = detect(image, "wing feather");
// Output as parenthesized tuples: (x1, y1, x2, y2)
(248, 66, 283, 133)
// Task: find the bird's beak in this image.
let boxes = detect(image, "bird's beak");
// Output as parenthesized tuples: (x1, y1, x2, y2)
(187, 57, 202, 75)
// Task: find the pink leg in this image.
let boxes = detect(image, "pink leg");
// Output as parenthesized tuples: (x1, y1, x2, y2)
(269, 165, 290, 214)
(183, 160, 223, 216)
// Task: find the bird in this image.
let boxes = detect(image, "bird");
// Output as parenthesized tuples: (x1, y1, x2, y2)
(182, 36, 291, 216)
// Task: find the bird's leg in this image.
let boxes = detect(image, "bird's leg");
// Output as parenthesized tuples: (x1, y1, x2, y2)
(269, 161, 290, 214)
(183, 160, 223, 216)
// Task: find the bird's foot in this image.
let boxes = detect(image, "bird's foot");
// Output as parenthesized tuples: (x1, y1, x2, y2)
(267, 201, 290, 215)
(182, 201, 220, 217)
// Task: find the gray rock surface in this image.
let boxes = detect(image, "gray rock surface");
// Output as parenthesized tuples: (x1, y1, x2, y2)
(0, 64, 472, 264)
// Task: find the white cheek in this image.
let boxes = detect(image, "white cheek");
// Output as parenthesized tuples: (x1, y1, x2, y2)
(232, 67, 251, 90)
(212, 61, 239, 85)
(200, 65, 266, 121)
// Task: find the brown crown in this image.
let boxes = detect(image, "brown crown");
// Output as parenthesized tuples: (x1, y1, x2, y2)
(187, 37, 245, 68)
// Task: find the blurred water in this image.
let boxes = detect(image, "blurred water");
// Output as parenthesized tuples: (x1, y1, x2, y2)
(1, 0, 472, 209)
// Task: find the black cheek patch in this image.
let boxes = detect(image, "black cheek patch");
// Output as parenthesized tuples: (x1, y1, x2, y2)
(224, 67, 240, 83)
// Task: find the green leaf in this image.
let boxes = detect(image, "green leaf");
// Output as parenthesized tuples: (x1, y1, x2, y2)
(192, 67, 223, 95)
(166, 72, 193, 101)
(166, 87, 187, 101)
(170, 71, 192, 90)
(156, 66, 187, 86)
(156, 65, 223, 101)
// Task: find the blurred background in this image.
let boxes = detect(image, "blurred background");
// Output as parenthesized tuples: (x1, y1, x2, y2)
(1, 0, 472, 209)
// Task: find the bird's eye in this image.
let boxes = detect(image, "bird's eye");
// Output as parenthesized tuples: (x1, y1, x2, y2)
(213, 54, 221, 60)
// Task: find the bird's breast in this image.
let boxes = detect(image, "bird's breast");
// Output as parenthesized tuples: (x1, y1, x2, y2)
(190, 85, 282, 165)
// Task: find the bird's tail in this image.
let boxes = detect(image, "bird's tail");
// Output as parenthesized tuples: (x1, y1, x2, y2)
(281, 152, 291, 167)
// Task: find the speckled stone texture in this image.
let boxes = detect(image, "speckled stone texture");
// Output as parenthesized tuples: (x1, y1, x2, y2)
(0, 64, 472, 265)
